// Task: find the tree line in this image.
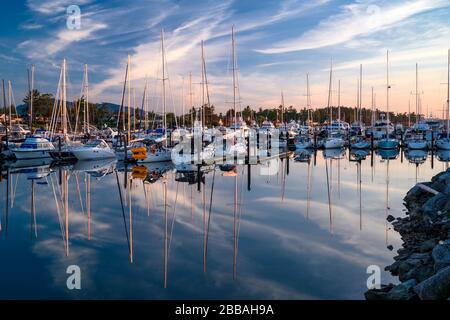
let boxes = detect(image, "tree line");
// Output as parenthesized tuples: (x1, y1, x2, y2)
(2, 90, 421, 129)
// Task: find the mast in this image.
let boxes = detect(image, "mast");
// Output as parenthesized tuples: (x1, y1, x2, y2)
(189, 72, 193, 127)
(181, 76, 185, 128)
(84, 64, 90, 135)
(386, 50, 390, 123)
(201, 40, 205, 129)
(338, 80, 341, 126)
(416, 63, 419, 124)
(447, 49, 450, 139)
(127, 55, 131, 142)
(327, 59, 333, 127)
(231, 26, 237, 128)
(161, 29, 168, 143)
(29, 65, 35, 131)
(62, 59, 67, 138)
(360, 64, 363, 123)
(306, 73, 311, 124)
(2, 80, 7, 145)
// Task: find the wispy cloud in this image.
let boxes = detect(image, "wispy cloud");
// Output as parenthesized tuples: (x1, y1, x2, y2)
(257, 0, 448, 54)
(27, 0, 93, 15)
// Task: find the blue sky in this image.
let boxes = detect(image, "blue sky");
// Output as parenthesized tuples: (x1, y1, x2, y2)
(1, 0, 450, 116)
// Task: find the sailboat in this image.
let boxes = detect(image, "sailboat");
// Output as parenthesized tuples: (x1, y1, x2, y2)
(350, 65, 371, 149)
(295, 74, 314, 149)
(323, 61, 345, 149)
(130, 30, 172, 163)
(225, 26, 247, 157)
(71, 65, 116, 160)
(436, 50, 450, 150)
(12, 66, 55, 159)
(378, 51, 399, 150)
(407, 63, 428, 150)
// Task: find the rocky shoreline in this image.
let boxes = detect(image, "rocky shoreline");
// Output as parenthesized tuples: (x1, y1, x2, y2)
(365, 168, 450, 300)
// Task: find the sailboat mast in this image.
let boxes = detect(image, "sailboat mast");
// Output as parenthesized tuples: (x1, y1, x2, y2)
(386, 50, 390, 123)
(189, 72, 193, 127)
(232, 26, 237, 128)
(360, 64, 363, 123)
(30, 65, 34, 131)
(127, 55, 131, 142)
(447, 49, 450, 139)
(84, 64, 90, 134)
(306, 73, 311, 123)
(62, 59, 67, 138)
(201, 40, 205, 129)
(416, 63, 419, 124)
(327, 59, 333, 126)
(161, 29, 168, 142)
(338, 80, 341, 125)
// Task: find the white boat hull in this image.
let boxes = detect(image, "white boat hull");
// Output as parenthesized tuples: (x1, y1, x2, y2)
(324, 138, 345, 149)
(137, 149, 172, 163)
(407, 140, 428, 150)
(351, 140, 371, 149)
(436, 138, 450, 150)
(378, 139, 399, 150)
(71, 148, 116, 161)
(13, 149, 53, 160)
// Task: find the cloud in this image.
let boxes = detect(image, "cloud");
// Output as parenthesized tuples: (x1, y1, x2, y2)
(27, 0, 93, 15)
(19, 18, 107, 60)
(257, 0, 448, 54)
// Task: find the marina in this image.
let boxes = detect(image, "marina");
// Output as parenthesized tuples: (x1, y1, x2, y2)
(1, 0, 450, 303)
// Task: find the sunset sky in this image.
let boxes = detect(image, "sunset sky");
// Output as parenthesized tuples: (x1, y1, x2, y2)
(1, 0, 450, 116)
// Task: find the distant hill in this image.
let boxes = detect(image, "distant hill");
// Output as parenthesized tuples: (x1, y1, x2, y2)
(15, 102, 123, 116)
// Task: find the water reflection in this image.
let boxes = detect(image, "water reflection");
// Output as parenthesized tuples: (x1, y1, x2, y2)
(0, 150, 448, 299)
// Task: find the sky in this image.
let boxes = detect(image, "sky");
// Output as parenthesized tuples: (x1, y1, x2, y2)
(0, 0, 450, 117)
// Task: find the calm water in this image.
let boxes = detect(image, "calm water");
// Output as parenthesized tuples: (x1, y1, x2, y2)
(0, 149, 448, 300)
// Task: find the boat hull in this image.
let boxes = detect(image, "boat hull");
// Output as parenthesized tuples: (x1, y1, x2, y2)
(436, 138, 450, 150)
(12, 149, 53, 160)
(323, 138, 345, 149)
(71, 148, 116, 161)
(407, 140, 428, 150)
(377, 139, 399, 150)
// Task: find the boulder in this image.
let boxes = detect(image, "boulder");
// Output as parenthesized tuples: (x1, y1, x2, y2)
(414, 266, 450, 300)
(419, 239, 438, 253)
(432, 240, 450, 271)
(364, 284, 395, 300)
(387, 279, 418, 300)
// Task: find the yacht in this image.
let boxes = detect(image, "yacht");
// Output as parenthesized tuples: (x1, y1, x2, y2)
(71, 139, 116, 161)
(12, 136, 55, 159)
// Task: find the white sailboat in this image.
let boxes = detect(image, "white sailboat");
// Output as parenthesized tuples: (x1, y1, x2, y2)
(378, 51, 399, 150)
(436, 50, 450, 150)
(351, 65, 371, 149)
(12, 66, 54, 159)
(71, 65, 116, 161)
(407, 63, 428, 150)
(295, 74, 314, 149)
(324, 61, 345, 149)
(132, 30, 172, 163)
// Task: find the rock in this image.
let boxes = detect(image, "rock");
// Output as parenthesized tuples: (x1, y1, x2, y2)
(414, 266, 450, 300)
(432, 240, 450, 271)
(423, 194, 447, 221)
(387, 279, 418, 300)
(419, 239, 438, 253)
(387, 245, 394, 251)
(364, 284, 395, 300)
(387, 215, 396, 222)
